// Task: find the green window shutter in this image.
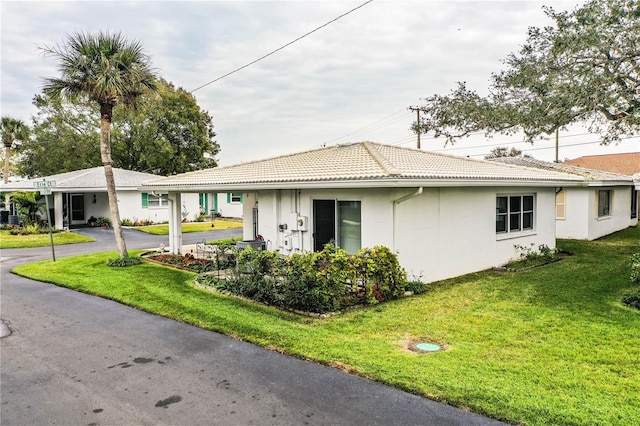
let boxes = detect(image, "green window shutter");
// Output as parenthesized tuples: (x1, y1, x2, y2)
(199, 193, 204, 206)
(142, 192, 149, 208)
(214, 193, 219, 213)
(239, 193, 243, 202)
(226, 193, 231, 203)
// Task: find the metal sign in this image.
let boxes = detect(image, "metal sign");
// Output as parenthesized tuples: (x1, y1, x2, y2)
(34, 180, 56, 189)
(39, 188, 52, 195)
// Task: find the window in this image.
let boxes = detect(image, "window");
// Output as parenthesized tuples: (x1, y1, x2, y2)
(142, 192, 168, 208)
(597, 190, 611, 217)
(631, 189, 638, 219)
(313, 200, 361, 253)
(496, 195, 534, 234)
(227, 192, 243, 204)
(555, 190, 566, 220)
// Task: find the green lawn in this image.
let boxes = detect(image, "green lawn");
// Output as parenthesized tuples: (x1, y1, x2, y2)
(0, 230, 95, 249)
(134, 219, 243, 235)
(11, 226, 640, 425)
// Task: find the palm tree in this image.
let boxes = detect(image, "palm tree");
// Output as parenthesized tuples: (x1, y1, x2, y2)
(1, 116, 30, 184)
(41, 31, 158, 259)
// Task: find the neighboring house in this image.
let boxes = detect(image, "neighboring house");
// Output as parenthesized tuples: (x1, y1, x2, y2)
(491, 157, 638, 240)
(198, 192, 244, 219)
(564, 152, 640, 175)
(143, 142, 588, 283)
(0, 167, 204, 229)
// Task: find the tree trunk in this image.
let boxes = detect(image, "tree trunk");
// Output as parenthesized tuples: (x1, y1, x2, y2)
(3, 144, 11, 184)
(100, 104, 128, 259)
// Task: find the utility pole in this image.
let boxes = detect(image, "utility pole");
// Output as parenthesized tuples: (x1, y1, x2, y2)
(554, 128, 559, 162)
(408, 106, 421, 149)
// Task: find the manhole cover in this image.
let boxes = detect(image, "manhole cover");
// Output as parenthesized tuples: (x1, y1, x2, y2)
(415, 342, 441, 352)
(406, 341, 443, 353)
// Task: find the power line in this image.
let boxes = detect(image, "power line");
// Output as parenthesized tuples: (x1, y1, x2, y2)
(322, 108, 411, 145)
(190, 0, 374, 92)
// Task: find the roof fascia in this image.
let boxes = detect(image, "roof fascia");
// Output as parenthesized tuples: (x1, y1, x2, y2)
(140, 178, 588, 193)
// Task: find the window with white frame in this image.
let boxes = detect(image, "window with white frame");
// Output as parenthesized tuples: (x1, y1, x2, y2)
(228, 192, 243, 204)
(142, 192, 169, 208)
(555, 190, 566, 220)
(597, 189, 611, 217)
(496, 194, 534, 234)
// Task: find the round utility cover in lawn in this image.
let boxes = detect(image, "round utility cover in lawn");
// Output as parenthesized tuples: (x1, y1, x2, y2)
(415, 343, 441, 352)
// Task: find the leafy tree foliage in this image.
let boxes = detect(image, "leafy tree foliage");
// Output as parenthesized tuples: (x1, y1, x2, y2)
(41, 30, 159, 259)
(1, 116, 30, 183)
(416, 0, 640, 145)
(484, 146, 528, 159)
(111, 79, 219, 175)
(17, 80, 219, 178)
(17, 95, 101, 178)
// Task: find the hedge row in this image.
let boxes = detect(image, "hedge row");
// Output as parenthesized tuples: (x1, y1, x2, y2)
(198, 244, 409, 314)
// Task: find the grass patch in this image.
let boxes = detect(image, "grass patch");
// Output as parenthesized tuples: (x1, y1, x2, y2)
(11, 227, 640, 425)
(206, 236, 242, 245)
(135, 219, 243, 235)
(0, 230, 95, 248)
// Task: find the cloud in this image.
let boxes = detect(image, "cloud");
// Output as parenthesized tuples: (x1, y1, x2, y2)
(2, 0, 637, 167)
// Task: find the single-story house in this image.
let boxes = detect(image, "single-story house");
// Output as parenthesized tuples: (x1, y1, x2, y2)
(491, 157, 638, 240)
(142, 141, 589, 283)
(0, 166, 244, 229)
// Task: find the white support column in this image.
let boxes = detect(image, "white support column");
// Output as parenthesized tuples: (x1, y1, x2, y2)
(53, 192, 64, 229)
(168, 192, 183, 254)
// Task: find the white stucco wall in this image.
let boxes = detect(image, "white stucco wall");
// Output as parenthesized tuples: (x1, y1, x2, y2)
(556, 188, 590, 239)
(557, 186, 635, 240)
(242, 186, 558, 284)
(587, 186, 635, 240)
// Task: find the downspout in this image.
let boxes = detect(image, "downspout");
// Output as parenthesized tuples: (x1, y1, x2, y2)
(392, 187, 423, 251)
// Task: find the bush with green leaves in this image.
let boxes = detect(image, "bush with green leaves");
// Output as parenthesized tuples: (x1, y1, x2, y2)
(405, 280, 429, 294)
(107, 256, 142, 267)
(631, 253, 640, 283)
(622, 253, 640, 310)
(200, 244, 408, 314)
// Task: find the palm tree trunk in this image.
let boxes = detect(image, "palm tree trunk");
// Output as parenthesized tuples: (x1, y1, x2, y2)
(4, 144, 11, 184)
(100, 104, 128, 258)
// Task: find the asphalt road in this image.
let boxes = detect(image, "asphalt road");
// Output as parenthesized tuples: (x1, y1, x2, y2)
(0, 227, 504, 425)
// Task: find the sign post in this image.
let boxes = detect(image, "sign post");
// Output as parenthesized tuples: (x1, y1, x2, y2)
(34, 180, 57, 262)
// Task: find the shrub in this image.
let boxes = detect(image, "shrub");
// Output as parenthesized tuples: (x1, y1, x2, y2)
(622, 290, 640, 310)
(199, 244, 408, 314)
(631, 253, 640, 283)
(121, 218, 134, 226)
(107, 256, 142, 267)
(97, 217, 112, 227)
(506, 243, 558, 269)
(405, 280, 429, 294)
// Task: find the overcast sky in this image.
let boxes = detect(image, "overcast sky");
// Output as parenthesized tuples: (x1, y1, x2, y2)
(1, 0, 638, 167)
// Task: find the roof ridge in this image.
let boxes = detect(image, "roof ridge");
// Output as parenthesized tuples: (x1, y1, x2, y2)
(362, 142, 400, 176)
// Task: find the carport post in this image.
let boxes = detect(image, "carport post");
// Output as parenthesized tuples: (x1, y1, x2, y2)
(168, 192, 182, 254)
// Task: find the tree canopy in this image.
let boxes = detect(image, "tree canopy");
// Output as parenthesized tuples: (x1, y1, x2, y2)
(17, 79, 219, 178)
(484, 146, 530, 160)
(1, 116, 30, 183)
(415, 0, 640, 146)
(41, 30, 160, 259)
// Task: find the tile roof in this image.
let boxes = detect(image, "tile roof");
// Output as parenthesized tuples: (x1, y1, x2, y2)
(563, 152, 640, 175)
(143, 142, 585, 190)
(490, 156, 634, 183)
(0, 167, 162, 191)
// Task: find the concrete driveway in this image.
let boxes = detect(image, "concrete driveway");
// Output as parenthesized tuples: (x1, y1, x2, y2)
(0, 227, 504, 425)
